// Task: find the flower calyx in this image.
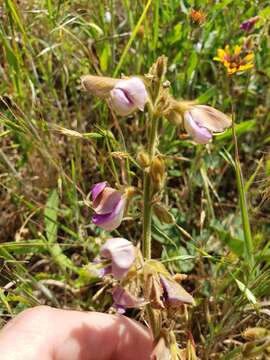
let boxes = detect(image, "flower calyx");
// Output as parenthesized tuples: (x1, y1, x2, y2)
(150, 156, 166, 191)
(143, 260, 195, 310)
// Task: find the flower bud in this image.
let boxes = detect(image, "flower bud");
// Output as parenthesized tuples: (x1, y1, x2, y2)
(163, 97, 193, 125)
(137, 25, 145, 38)
(165, 109, 182, 126)
(104, 10, 112, 23)
(137, 150, 150, 168)
(156, 55, 168, 80)
(124, 186, 137, 199)
(240, 16, 259, 32)
(150, 156, 166, 190)
(110, 77, 148, 116)
(242, 327, 270, 340)
(81, 75, 118, 98)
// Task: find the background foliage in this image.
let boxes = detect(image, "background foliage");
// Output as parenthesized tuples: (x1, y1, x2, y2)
(0, 0, 270, 358)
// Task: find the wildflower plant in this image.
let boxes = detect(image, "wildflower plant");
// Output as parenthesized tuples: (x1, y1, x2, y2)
(81, 56, 232, 358)
(214, 44, 254, 75)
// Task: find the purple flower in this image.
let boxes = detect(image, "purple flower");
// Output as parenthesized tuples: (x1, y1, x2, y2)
(240, 16, 259, 32)
(184, 105, 231, 144)
(160, 275, 195, 308)
(100, 238, 135, 280)
(112, 286, 143, 314)
(91, 182, 126, 231)
(110, 77, 148, 116)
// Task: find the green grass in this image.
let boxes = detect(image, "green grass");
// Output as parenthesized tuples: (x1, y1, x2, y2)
(1, 0, 270, 358)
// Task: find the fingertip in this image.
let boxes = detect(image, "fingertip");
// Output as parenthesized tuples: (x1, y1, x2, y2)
(113, 315, 153, 360)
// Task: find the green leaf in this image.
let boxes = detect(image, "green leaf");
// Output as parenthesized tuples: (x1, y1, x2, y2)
(235, 279, 257, 305)
(44, 190, 76, 272)
(45, 189, 59, 243)
(5, 0, 26, 38)
(187, 51, 198, 82)
(196, 87, 217, 104)
(211, 220, 244, 257)
(216, 120, 256, 141)
(100, 43, 110, 72)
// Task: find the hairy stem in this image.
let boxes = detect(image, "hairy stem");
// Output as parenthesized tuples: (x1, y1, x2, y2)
(142, 113, 159, 259)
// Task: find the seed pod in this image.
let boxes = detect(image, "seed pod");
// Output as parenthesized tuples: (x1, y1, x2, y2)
(242, 327, 270, 340)
(137, 150, 150, 168)
(153, 203, 175, 224)
(150, 156, 165, 190)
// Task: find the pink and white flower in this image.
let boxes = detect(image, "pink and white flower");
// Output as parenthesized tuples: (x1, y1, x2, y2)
(91, 182, 126, 231)
(110, 77, 148, 116)
(100, 237, 135, 280)
(184, 105, 231, 144)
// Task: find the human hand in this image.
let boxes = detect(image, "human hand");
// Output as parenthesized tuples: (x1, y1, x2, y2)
(0, 306, 153, 360)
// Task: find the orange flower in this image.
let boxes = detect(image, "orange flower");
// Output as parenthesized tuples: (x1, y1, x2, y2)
(213, 45, 254, 75)
(189, 8, 206, 25)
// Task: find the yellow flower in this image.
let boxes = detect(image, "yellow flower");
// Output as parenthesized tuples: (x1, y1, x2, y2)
(213, 45, 254, 75)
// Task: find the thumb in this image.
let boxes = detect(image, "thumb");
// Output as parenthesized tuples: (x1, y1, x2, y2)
(0, 306, 153, 360)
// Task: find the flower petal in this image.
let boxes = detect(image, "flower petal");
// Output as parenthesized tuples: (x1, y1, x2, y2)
(188, 105, 232, 132)
(116, 77, 148, 111)
(100, 237, 135, 279)
(112, 286, 143, 310)
(234, 45, 242, 57)
(160, 275, 195, 307)
(92, 197, 126, 231)
(240, 16, 259, 31)
(110, 77, 148, 116)
(184, 112, 212, 144)
(244, 52, 254, 62)
(110, 88, 137, 116)
(93, 187, 122, 215)
(91, 181, 107, 202)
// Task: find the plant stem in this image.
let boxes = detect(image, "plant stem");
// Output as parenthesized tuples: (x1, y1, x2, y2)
(231, 111, 254, 270)
(142, 113, 159, 259)
(228, 80, 254, 271)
